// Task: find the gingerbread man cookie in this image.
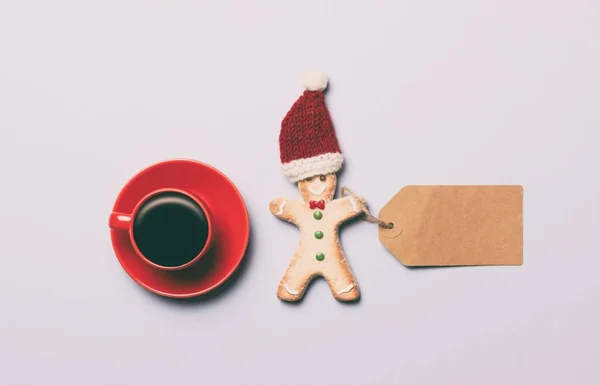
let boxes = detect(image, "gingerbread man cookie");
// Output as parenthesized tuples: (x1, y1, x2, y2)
(270, 72, 363, 302)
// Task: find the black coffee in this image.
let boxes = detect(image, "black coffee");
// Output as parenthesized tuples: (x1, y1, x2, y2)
(132, 191, 209, 268)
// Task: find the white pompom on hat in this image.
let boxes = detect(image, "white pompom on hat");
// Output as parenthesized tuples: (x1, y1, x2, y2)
(302, 71, 329, 92)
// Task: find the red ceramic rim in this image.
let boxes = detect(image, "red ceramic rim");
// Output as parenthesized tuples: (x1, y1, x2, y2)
(109, 158, 249, 298)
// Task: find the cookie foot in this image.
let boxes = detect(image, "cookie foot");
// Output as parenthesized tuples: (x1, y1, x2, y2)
(277, 282, 304, 302)
(334, 283, 360, 302)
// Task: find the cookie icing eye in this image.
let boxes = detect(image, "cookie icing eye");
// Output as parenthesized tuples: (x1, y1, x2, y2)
(306, 177, 313, 182)
(320, 175, 326, 182)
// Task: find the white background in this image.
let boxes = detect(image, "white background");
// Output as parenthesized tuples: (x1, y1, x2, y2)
(1, 1, 599, 384)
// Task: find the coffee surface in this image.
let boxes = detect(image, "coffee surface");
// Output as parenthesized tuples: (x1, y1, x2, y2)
(133, 191, 209, 267)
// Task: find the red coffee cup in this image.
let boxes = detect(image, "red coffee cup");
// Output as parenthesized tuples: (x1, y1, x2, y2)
(109, 187, 213, 271)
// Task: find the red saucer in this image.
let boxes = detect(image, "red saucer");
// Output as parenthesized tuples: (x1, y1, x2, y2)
(109, 159, 249, 298)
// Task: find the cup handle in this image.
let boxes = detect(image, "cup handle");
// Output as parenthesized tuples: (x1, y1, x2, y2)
(109, 212, 133, 231)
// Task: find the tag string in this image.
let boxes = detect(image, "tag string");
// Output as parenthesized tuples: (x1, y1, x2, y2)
(340, 186, 394, 229)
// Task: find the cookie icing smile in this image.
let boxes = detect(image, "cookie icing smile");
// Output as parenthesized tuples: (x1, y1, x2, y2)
(309, 184, 326, 195)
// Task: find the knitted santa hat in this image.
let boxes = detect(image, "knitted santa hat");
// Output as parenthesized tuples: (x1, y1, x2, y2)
(279, 72, 344, 183)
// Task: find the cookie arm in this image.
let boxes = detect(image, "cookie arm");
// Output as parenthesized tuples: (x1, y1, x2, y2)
(269, 198, 303, 224)
(331, 196, 364, 223)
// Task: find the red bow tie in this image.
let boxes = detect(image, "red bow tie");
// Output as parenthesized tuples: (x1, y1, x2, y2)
(309, 200, 325, 210)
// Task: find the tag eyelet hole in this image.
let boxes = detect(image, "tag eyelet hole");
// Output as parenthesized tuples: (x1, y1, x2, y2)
(380, 219, 402, 238)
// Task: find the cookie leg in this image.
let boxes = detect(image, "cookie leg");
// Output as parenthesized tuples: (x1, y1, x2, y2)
(323, 255, 360, 302)
(277, 257, 316, 302)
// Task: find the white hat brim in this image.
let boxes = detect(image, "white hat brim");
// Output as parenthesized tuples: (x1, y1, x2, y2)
(282, 152, 344, 183)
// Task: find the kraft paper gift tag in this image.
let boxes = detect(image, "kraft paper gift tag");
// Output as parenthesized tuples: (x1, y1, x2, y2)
(375, 185, 523, 266)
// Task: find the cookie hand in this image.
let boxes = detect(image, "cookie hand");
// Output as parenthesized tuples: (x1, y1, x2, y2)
(269, 198, 288, 217)
(269, 198, 303, 224)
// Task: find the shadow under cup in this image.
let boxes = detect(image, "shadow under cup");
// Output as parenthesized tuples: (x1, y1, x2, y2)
(110, 190, 212, 270)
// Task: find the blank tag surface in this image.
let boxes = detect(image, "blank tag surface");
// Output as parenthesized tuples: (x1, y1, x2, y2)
(378, 185, 523, 266)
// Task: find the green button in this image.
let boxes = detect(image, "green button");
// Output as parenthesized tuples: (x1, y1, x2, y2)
(313, 211, 323, 220)
(314, 230, 323, 239)
(316, 252, 325, 261)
